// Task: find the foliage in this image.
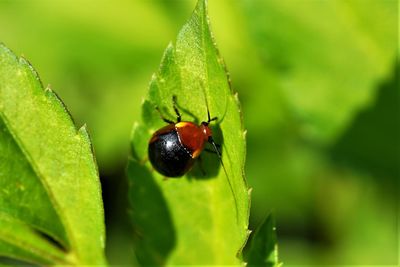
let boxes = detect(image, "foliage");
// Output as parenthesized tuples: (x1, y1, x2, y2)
(241, 0, 398, 144)
(244, 214, 281, 267)
(0, 44, 106, 265)
(0, 0, 397, 265)
(128, 0, 252, 264)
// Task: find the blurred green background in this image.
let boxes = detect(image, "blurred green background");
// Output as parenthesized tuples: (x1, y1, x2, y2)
(0, 0, 398, 265)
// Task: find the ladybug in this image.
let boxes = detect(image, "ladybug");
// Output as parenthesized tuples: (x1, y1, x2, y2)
(148, 95, 221, 177)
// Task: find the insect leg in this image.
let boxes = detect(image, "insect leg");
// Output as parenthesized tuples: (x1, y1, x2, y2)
(208, 116, 218, 123)
(172, 95, 182, 122)
(155, 106, 174, 124)
(204, 148, 217, 154)
(208, 137, 239, 223)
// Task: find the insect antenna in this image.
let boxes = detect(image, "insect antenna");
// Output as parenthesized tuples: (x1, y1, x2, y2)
(208, 136, 239, 222)
(201, 80, 239, 221)
(200, 81, 217, 123)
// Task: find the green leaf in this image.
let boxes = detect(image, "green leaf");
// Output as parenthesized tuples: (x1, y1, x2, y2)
(0, 214, 68, 265)
(0, 44, 106, 265)
(128, 0, 250, 265)
(0, 0, 185, 172)
(242, 0, 398, 143)
(243, 214, 281, 267)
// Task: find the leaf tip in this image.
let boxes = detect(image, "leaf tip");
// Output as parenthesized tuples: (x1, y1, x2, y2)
(130, 121, 140, 141)
(191, 0, 205, 14)
(150, 73, 157, 83)
(196, 0, 208, 15)
(78, 123, 88, 132)
(18, 56, 44, 86)
(78, 123, 97, 159)
(243, 129, 248, 139)
(44, 85, 79, 133)
(166, 41, 174, 50)
(247, 187, 253, 196)
(78, 123, 93, 145)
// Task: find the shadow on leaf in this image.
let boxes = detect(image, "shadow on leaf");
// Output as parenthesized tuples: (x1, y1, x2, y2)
(127, 160, 176, 265)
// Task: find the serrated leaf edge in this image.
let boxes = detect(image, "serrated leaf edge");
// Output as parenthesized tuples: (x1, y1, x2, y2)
(0, 43, 105, 264)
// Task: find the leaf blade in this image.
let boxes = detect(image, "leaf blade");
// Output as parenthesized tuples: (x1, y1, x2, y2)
(128, 0, 249, 265)
(0, 44, 106, 265)
(0, 213, 71, 265)
(243, 214, 281, 267)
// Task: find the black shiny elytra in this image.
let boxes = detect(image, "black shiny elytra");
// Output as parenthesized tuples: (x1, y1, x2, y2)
(148, 130, 195, 177)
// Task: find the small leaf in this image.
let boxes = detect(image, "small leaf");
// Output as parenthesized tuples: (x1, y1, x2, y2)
(128, 0, 249, 265)
(0, 44, 106, 265)
(243, 214, 281, 267)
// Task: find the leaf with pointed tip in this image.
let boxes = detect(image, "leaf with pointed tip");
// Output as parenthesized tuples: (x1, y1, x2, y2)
(128, 0, 250, 265)
(243, 214, 281, 267)
(0, 44, 106, 265)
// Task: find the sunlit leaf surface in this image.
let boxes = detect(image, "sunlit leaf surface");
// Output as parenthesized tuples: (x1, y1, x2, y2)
(0, 44, 106, 265)
(128, 0, 250, 265)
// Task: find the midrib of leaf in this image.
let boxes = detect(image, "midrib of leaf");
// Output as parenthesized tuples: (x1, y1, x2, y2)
(129, 0, 249, 264)
(0, 213, 71, 265)
(198, 12, 240, 261)
(0, 76, 82, 263)
(185, 6, 229, 263)
(0, 44, 106, 265)
(0, 230, 67, 264)
(176, 0, 247, 261)
(199, 3, 245, 228)
(0, 112, 69, 249)
(0, 109, 68, 250)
